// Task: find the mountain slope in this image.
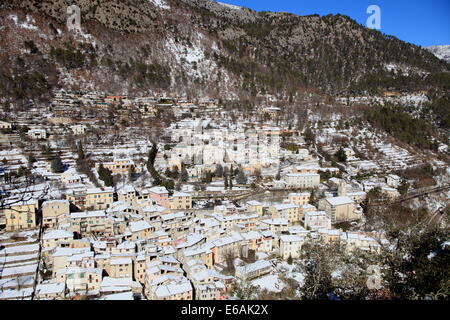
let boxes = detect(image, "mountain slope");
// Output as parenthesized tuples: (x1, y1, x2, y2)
(0, 0, 449, 107)
(426, 45, 450, 63)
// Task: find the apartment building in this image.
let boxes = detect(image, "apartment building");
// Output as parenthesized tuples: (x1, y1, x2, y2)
(279, 235, 304, 260)
(170, 192, 192, 210)
(85, 187, 114, 210)
(289, 192, 311, 206)
(42, 200, 70, 228)
(304, 211, 332, 231)
(270, 203, 300, 223)
(286, 173, 320, 188)
(3, 199, 38, 231)
(318, 196, 357, 224)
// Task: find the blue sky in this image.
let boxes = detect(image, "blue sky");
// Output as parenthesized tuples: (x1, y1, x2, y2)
(216, 0, 450, 47)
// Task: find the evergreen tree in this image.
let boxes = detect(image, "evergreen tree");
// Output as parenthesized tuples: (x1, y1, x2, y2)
(334, 147, 347, 162)
(223, 166, 229, 178)
(287, 254, 293, 265)
(146, 144, 162, 185)
(17, 166, 31, 177)
(180, 166, 189, 182)
(98, 164, 114, 187)
(51, 155, 64, 173)
(304, 127, 315, 144)
(276, 168, 281, 180)
(236, 170, 248, 185)
(224, 175, 229, 189)
(171, 166, 179, 180)
(77, 141, 85, 160)
(128, 165, 136, 182)
(215, 164, 224, 177)
(398, 180, 409, 196)
(381, 226, 450, 300)
(163, 179, 175, 192)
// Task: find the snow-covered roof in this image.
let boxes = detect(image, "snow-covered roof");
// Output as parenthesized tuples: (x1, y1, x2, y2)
(117, 241, 135, 250)
(71, 210, 105, 219)
(172, 191, 191, 197)
(101, 277, 133, 287)
(110, 258, 132, 265)
(236, 260, 272, 275)
(286, 173, 320, 177)
(99, 291, 134, 300)
(148, 186, 169, 194)
(152, 279, 192, 298)
(305, 210, 327, 217)
(129, 220, 152, 233)
(160, 255, 180, 264)
(273, 203, 298, 211)
(42, 199, 70, 207)
(280, 235, 303, 243)
(325, 196, 353, 206)
(247, 200, 262, 206)
(118, 185, 136, 194)
(43, 229, 73, 240)
(86, 187, 114, 194)
(36, 282, 65, 295)
(261, 218, 288, 225)
(175, 233, 205, 249)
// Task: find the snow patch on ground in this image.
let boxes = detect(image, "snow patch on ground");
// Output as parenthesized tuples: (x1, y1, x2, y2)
(148, 0, 170, 10)
(216, 1, 243, 10)
(426, 45, 450, 63)
(383, 63, 428, 76)
(165, 36, 225, 84)
(251, 274, 284, 293)
(70, 27, 97, 47)
(9, 15, 38, 31)
(166, 38, 204, 65)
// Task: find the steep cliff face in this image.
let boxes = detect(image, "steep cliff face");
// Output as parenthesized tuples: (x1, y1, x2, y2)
(0, 0, 448, 107)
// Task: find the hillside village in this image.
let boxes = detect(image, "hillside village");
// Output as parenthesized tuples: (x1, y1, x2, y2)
(0, 88, 448, 301)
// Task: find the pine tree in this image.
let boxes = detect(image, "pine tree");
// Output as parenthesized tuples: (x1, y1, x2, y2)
(171, 166, 179, 180)
(98, 164, 114, 187)
(128, 165, 136, 182)
(77, 141, 85, 160)
(236, 170, 248, 184)
(180, 166, 189, 182)
(287, 254, 293, 265)
(146, 144, 162, 185)
(398, 180, 409, 196)
(215, 164, 223, 177)
(276, 168, 281, 180)
(51, 155, 64, 173)
(334, 147, 347, 162)
(205, 171, 212, 183)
